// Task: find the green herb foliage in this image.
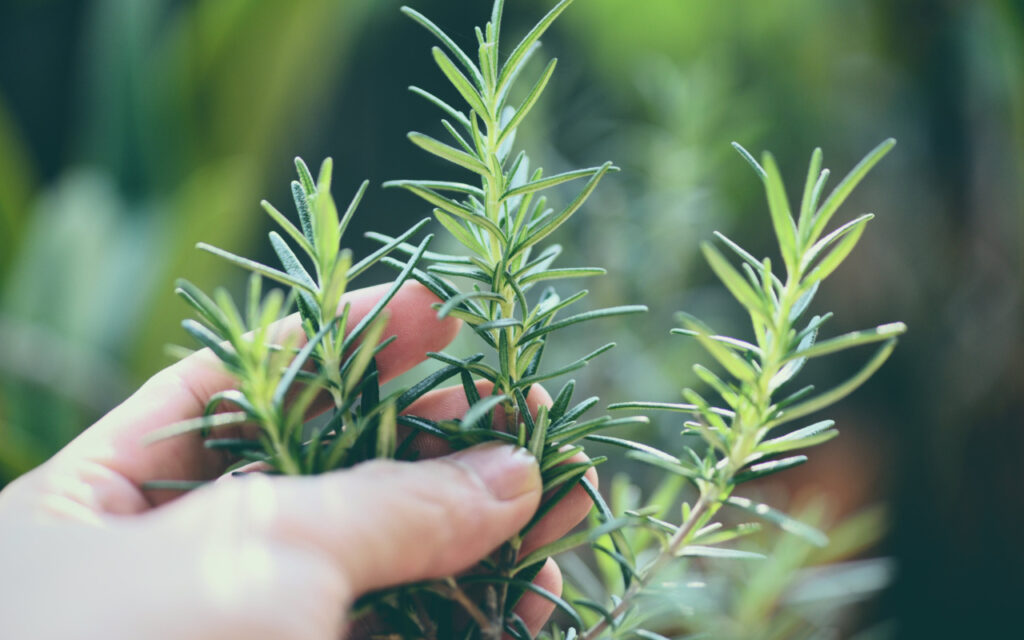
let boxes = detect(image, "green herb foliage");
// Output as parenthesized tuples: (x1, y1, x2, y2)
(149, 159, 431, 476)
(150, 0, 903, 637)
(373, 0, 650, 635)
(582, 140, 906, 639)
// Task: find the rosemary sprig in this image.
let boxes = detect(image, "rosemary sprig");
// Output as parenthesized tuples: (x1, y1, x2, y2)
(378, 0, 648, 635)
(147, 159, 430, 476)
(583, 140, 906, 639)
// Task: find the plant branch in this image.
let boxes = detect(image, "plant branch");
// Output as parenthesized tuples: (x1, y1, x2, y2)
(581, 489, 717, 640)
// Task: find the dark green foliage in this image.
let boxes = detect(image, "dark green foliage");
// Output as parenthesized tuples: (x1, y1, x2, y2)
(148, 159, 427, 477)
(149, 1, 903, 637)
(582, 142, 906, 639)
(370, 0, 651, 635)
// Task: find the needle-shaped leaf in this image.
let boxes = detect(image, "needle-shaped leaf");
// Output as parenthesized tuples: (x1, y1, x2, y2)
(608, 400, 735, 419)
(758, 420, 838, 454)
(726, 496, 828, 547)
(499, 58, 557, 145)
(271, 316, 339, 408)
(802, 215, 870, 285)
(786, 322, 906, 362)
(408, 85, 472, 131)
(634, 630, 673, 640)
(365, 231, 473, 265)
(291, 180, 314, 242)
(400, 6, 484, 88)
(477, 318, 522, 332)
(269, 231, 317, 291)
(769, 324, 817, 393)
(347, 217, 431, 280)
(181, 319, 238, 368)
(761, 152, 799, 273)
(552, 396, 600, 428)
(432, 210, 487, 256)
(342, 235, 432, 355)
(261, 199, 314, 258)
(543, 459, 600, 491)
(678, 545, 766, 560)
(385, 179, 483, 198)
(408, 132, 489, 175)
(343, 315, 389, 393)
(517, 162, 617, 251)
(798, 147, 823, 234)
(398, 358, 484, 414)
(714, 230, 765, 275)
(497, 0, 575, 94)
(702, 243, 771, 322)
(513, 516, 633, 575)
(294, 157, 316, 195)
(670, 328, 761, 355)
(626, 451, 700, 479)
(519, 304, 646, 342)
(732, 141, 767, 181)
(682, 388, 729, 433)
(801, 213, 874, 273)
(142, 411, 249, 444)
(734, 455, 808, 484)
(335, 179, 367, 242)
(691, 522, 763, 546)
(789, 279, 819, 322)
(676, 312, 758, 383)
(316, 158, 334, 195)
(584, 435, 678, 463)
(432, 47, 489, 120)
(376, 403, 397, 459)
(502, 166, 608, 201)
(517, 342, 614, 386)
(175, 279, 230, 336)
(767, 338, 899, 429)
(808, 138, 896, 244)
(436, 290, 507, 318)
(520, 267, 606, 286)
(693, 364, 740, 408)
(196, 243, 318, 294)
(460, 394, 507, 430)
(552, 416, 645, 445)
(204, 389, 257, 417)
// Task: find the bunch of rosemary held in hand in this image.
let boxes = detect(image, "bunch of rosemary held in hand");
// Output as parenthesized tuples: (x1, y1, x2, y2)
(152, 1, 649, 636)
(150, 0, 905, 637)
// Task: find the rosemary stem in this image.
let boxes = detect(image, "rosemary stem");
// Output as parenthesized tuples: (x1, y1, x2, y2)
(581, 489, 718, 640)
(270, 426, 300, 475)
(478, 95, 526, 638)
(445, 578, 494, 633)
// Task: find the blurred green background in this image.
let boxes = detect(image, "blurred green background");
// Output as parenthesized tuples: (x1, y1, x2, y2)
(0, 0, 1021, 636)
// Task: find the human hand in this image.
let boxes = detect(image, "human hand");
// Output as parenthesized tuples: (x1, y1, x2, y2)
(0, 282, 596, 639)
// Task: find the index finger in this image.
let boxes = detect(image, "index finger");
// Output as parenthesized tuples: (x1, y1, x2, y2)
(58, 281, 460, 494)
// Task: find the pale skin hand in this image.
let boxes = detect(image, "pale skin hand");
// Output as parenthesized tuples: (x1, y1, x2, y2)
(0, 282, 597, 639)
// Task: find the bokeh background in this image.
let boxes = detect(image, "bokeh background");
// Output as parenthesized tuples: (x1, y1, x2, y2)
(1, 0, 1021, 636)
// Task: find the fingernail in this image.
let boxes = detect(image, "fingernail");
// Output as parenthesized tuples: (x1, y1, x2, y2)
(450, 442, 540, 501)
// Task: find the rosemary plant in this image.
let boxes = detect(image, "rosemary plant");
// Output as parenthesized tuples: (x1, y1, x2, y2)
(370, 0, 649, 636)
(577, 140, 907, 639)
(146, 1, 904, 637)
(147, 158, 432, 477)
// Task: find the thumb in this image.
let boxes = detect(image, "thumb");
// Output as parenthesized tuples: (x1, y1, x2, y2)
(187, 442, 542, 598)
